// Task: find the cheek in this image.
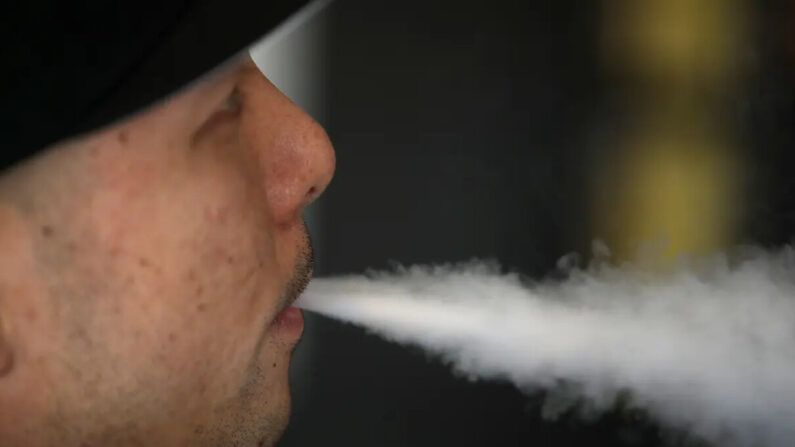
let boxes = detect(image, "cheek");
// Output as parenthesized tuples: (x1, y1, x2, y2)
(82, 154, 284, 384)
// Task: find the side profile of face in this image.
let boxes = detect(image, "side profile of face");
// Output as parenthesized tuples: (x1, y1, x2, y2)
(0, 55, 335, 447)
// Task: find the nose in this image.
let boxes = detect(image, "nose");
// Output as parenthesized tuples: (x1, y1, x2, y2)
(239, 61, 336, 225)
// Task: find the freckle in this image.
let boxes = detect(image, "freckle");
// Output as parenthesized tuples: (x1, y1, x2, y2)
(196, 285, 204, 297)
(138, 257, 150, 268)
(25, 308, 37, 323)
(168, 332, 177, 342)
(67, 241, 78, 253)
(84, 383, 98, 399)
(118, 130, 129, 144)
(227, 255, 235, 264)
(40, 225, 54, 238)
(196, 302, 206, 312)
(187, 269, 196, 281)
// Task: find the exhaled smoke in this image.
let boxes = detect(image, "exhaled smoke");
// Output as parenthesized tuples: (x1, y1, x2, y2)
(296, 244, 795, 447)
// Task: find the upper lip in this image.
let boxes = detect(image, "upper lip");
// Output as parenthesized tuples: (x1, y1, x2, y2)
(278, 264, 313, 314)
(274, 220, 314, 314)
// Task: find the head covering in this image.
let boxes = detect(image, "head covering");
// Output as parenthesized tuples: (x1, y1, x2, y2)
(0, 0, 311, 172)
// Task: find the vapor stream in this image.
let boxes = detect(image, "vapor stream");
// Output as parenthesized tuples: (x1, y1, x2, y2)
(296, 245, 795, 446)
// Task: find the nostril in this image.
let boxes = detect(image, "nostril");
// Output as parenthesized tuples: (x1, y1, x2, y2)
(305, 186, 317, 200)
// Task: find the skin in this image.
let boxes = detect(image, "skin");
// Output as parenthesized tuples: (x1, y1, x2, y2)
(0, 55, 335, 447)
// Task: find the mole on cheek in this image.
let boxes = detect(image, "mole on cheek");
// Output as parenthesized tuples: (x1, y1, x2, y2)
(117, 130, 129, 145)
(40, 225, 54, 238)
(138, 257, 162, 275)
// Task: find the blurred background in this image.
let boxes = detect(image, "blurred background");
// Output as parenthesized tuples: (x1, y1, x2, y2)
(253, 0, 795, 445)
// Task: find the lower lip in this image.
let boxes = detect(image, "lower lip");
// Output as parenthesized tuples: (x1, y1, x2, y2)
(271, 306, 304, 339)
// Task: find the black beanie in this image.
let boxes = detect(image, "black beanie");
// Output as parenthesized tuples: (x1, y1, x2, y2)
(0, 0, 311, 172)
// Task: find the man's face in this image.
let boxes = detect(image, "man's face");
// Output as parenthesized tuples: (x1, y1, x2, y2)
(0, 56, 335, 446)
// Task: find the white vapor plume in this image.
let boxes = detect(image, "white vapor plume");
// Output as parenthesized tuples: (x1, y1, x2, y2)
(296, 244, 795, 447)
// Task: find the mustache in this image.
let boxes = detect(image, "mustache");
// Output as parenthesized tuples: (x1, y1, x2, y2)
(281, 219, 314, 311)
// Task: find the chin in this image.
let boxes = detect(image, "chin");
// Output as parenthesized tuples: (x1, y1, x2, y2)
(255, 420, 289, 447)
(207, 388, 290, 447)
(251, 395, 291, 447)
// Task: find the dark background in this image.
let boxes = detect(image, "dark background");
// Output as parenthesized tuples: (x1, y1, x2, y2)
(280, 1, 795, 446)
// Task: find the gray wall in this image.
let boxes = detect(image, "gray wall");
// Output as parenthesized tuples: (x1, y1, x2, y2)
(256, 1, 795, 446)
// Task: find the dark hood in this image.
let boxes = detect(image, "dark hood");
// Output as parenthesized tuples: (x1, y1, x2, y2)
(0, 0, 311, 171)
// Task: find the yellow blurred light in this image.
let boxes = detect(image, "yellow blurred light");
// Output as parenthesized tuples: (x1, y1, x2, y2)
(592, 0, 747, 268)
(602, 0, 745, 86)
(593, 126, 740, 266)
